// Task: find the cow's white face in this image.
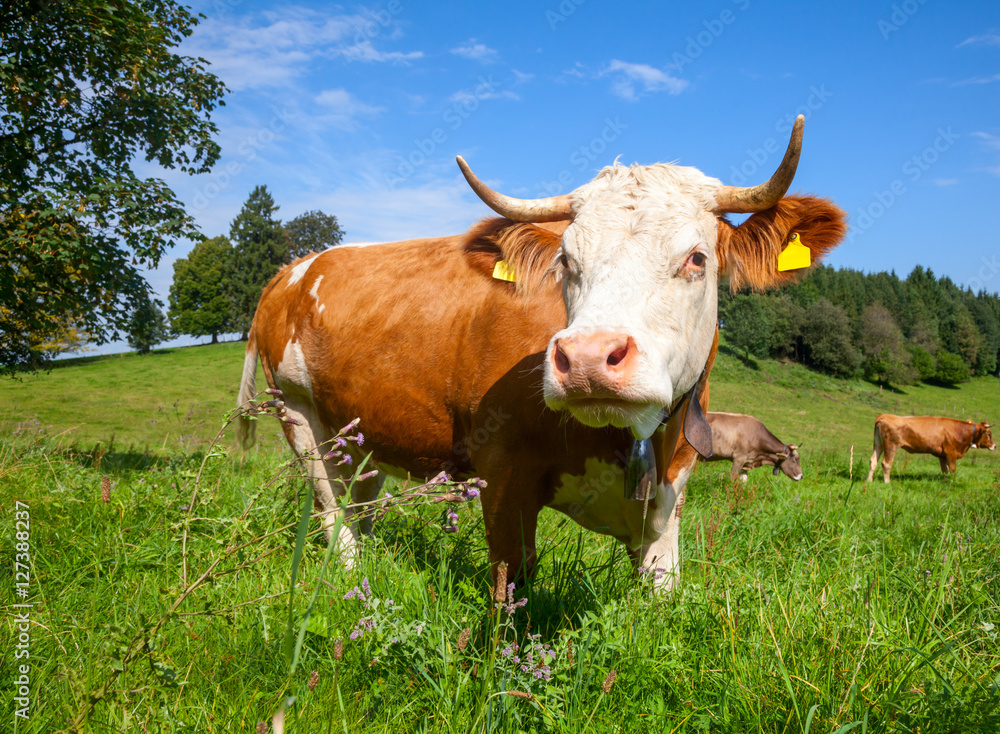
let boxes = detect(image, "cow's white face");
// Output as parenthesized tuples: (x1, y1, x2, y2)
(542, 165, 723, 439)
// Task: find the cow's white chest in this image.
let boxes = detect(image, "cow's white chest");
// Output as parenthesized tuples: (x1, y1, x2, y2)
(550, 457, 679, 548)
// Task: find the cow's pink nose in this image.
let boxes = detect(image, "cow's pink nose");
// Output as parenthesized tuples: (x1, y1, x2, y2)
(551, 333, 637, 396)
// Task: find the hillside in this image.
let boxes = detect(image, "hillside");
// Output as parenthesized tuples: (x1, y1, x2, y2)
(3, 340, 997, 462)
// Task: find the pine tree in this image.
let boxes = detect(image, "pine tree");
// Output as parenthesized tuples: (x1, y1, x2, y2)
(127, 291, 169, 354)
(721, 294, 772, 362)
(168, 236, 233, 344)
(227, 186, 290, 338)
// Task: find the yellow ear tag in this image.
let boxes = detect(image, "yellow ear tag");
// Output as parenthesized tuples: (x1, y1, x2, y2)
(492, 259, 517, 282)
(778, 232, 811, 271)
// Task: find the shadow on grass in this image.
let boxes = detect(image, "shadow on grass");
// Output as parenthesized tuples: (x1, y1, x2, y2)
(718, 344, 761, 370)
(371, 512, 630, 635)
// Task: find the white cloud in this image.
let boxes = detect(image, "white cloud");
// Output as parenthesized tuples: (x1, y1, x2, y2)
(183, 8, 422, 91)
(958, 34, 1000, 48)
(337, 40, 424, 63)
(973, 131, 1000, 150)
(314, 89, 384, 130)
(972, 132, 1000, 177)
(450, 39, 499, 63)
(448, 88, 519, 103)
(603, 60, 688, 101)
(953, 73, 1000, 86)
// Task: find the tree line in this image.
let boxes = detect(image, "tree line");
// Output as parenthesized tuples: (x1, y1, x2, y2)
(127, 186, 344, 352)
(720, 264, 1000, 386)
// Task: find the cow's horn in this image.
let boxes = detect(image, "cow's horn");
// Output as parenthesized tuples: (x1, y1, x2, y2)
(457, 156, 574, 222)
(714, 115, 804, 213)
(788, 443, 799, 451)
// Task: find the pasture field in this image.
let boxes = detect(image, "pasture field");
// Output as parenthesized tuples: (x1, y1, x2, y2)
(1, 342, 999, 733)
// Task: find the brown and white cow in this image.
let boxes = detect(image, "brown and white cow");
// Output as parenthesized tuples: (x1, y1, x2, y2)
(705, 412, 803, 482)
(866, 414, 995, 482)
(237, 117, 847, 590)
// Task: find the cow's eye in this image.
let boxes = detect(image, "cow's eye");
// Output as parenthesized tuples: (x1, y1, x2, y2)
(687, 252, 706, 269)
(559, 252, 569, 268)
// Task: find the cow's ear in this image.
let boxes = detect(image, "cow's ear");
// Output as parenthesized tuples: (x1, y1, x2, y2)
(717, 195, 847, 292)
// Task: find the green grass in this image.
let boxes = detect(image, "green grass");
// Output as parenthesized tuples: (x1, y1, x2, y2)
(1, 343, 999, 732)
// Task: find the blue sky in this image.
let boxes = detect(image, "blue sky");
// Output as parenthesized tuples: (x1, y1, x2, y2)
(117, 0, 1000, 353)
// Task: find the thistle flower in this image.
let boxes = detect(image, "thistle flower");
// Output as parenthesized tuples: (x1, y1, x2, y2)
(308, 670, 319, 691)
(457, 627, 471, 652)
(339, 418, 360, 434)
(280, 416, 301, 425)
(265, 388, 283, 396)
(358, 469, 379, 481)
(101, 476, 111, 503)
(601, 669, 617, 693)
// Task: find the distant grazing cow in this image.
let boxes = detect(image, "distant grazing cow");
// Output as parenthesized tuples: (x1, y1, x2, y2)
(704, 412, 803, 481)
(867, 414, 995, 482)
(237, 117, 848, 590)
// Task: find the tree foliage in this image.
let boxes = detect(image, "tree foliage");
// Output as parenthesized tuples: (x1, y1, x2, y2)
(859, 303, 916, 386)
(721, 294, 772, 361)
(168, 236, 233, 343)
(934, 350, 969, 386)
(719, 262, 1000, 386)
(126, 291, 169, 354)
(227, 186, 289, 338)
(285, 210, 345, 262)
(800, 298, 862, 376)
(0, 0, 226, 372)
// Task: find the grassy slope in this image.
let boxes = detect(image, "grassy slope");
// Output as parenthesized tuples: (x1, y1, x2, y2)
(1, 343, 998, 732)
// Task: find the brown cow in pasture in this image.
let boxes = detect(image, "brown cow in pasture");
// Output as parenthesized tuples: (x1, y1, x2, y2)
(866, 414, 995, 482)
(705, 412, 803, 481)
(237, 117, 848, 591)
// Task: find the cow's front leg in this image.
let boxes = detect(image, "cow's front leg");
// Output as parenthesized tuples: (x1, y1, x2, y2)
(634, 466, 692, 592)
(482, 499, 541, 590)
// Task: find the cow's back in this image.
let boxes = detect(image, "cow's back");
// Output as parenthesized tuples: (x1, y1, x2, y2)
(876, 414, 970, 455)
(251, 230, 568, 476)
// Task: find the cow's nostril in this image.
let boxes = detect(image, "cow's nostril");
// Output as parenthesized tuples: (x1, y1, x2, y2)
(607, 343, 628, 367)
(554, 343, 571, 374)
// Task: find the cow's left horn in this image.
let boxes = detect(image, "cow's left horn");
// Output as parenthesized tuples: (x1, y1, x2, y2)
(457, 156, 575, 222)
(714, 115, 804, 213)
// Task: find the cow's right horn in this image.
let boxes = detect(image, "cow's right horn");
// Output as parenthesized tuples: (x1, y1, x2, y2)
(714, 115, 804, 213)
(457, 156, 575, 222)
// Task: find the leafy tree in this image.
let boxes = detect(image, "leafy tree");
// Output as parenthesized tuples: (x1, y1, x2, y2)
(859, 303, 916, 385)
(0, 0, 226, 373)
(935, 350, 969, 385)
(942, 306, 981, 372)
(285, 210, 345, 262)
(127, 291, 169, 354)
(168, 236, 233, 344)
(227, 186, 290, 339)
(800, 298, 862, 376)
(29, 319, 91, 358)
(722, 294, 773, 361)
(908, 345, 937, 382)
(766, 294, 805, 360)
